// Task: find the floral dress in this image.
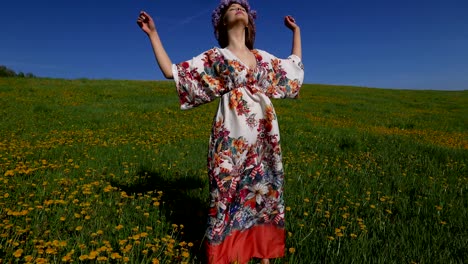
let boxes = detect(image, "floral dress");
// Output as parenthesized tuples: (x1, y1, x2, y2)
(172, 47, 304, 263)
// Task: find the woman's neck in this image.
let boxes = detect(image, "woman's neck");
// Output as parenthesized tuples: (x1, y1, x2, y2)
(226, 25, 248, 51)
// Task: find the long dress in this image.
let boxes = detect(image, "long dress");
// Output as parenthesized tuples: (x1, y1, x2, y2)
(172, 47, 304, 263)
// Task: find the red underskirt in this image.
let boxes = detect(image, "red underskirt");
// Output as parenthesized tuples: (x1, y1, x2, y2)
(206, 225, 285, 264)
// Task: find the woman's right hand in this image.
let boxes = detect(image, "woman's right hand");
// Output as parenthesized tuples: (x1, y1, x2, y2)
(137, 11, 156, 36)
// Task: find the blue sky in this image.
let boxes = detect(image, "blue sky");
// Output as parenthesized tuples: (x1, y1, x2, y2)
(1, 0, 467, 90)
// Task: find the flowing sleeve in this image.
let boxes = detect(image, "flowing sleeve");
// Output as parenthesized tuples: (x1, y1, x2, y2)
(172, 48, 230, 110)
(258, 50, 305, 99)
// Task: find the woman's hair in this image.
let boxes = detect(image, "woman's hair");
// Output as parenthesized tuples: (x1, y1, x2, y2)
(212, 0, 257, 49)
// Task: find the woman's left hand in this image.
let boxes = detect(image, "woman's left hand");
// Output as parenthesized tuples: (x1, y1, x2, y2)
(284, 15, 299, 31)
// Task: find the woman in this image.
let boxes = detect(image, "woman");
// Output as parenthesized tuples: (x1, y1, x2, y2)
(137, 1, 303, 263)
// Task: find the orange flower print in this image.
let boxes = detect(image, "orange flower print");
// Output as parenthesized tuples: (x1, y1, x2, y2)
(229, 89, 243, 110)
(265, 105, 276, 122)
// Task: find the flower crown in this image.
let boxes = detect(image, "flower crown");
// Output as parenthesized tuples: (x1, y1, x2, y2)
(211, 0, 257, 40)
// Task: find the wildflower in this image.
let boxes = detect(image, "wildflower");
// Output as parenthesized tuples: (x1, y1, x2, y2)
(13, 248, 23, 258)
(110, 252, 122, 259)
(46, 247, 57, 254)
(115, 224, 124, 230)
(89, 251, 99, 259)
(182, 251, 190, 258)
(79, 255, 89, 261)
(285, 206, 291, 211)
(350, 233, 358, 239)
(187, 242, 194, 247)
(288, 247, 296, 254)
(75, 226, 83, 231)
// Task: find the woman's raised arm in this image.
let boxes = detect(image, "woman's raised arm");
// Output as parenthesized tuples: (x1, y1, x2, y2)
(137, 11, 174, 79)
(284, 15, 302, 60)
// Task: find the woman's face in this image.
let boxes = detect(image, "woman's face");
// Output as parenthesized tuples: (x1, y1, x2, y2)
(223, 3, 248, 27)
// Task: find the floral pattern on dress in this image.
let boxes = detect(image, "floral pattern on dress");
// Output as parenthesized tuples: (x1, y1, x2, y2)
(172, 47, 304, 245)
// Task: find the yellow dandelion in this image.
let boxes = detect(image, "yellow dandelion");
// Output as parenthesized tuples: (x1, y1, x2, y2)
(350, 233, 358, 239)
(152, 258, 160, 264)
(440, 221, 447, 225)
(110, 252, 122, 259)
(188, 242, 194, 247)
(370, 204, 376, 209)
(97, 256, 108, 261)
(79, 255, 89, 261)
(285, 206, 291, 211)
(36, 258, 48, 264)
(45, 247, 57, 254)
(88, 250, 99, 259)
(75, 226, 83, 231)
(327, 236, 335, 241)
(288, 247, 296, 254)
(13, 248, 23, 258)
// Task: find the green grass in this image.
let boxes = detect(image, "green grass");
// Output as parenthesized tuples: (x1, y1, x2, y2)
(0, 77, 467, 263)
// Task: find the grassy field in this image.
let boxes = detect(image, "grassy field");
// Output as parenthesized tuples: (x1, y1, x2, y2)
(0, 77, 467, 263)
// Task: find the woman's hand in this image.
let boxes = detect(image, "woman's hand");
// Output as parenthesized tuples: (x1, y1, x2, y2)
(137, 11, 157, 36)
(284, 15, 299, 31)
